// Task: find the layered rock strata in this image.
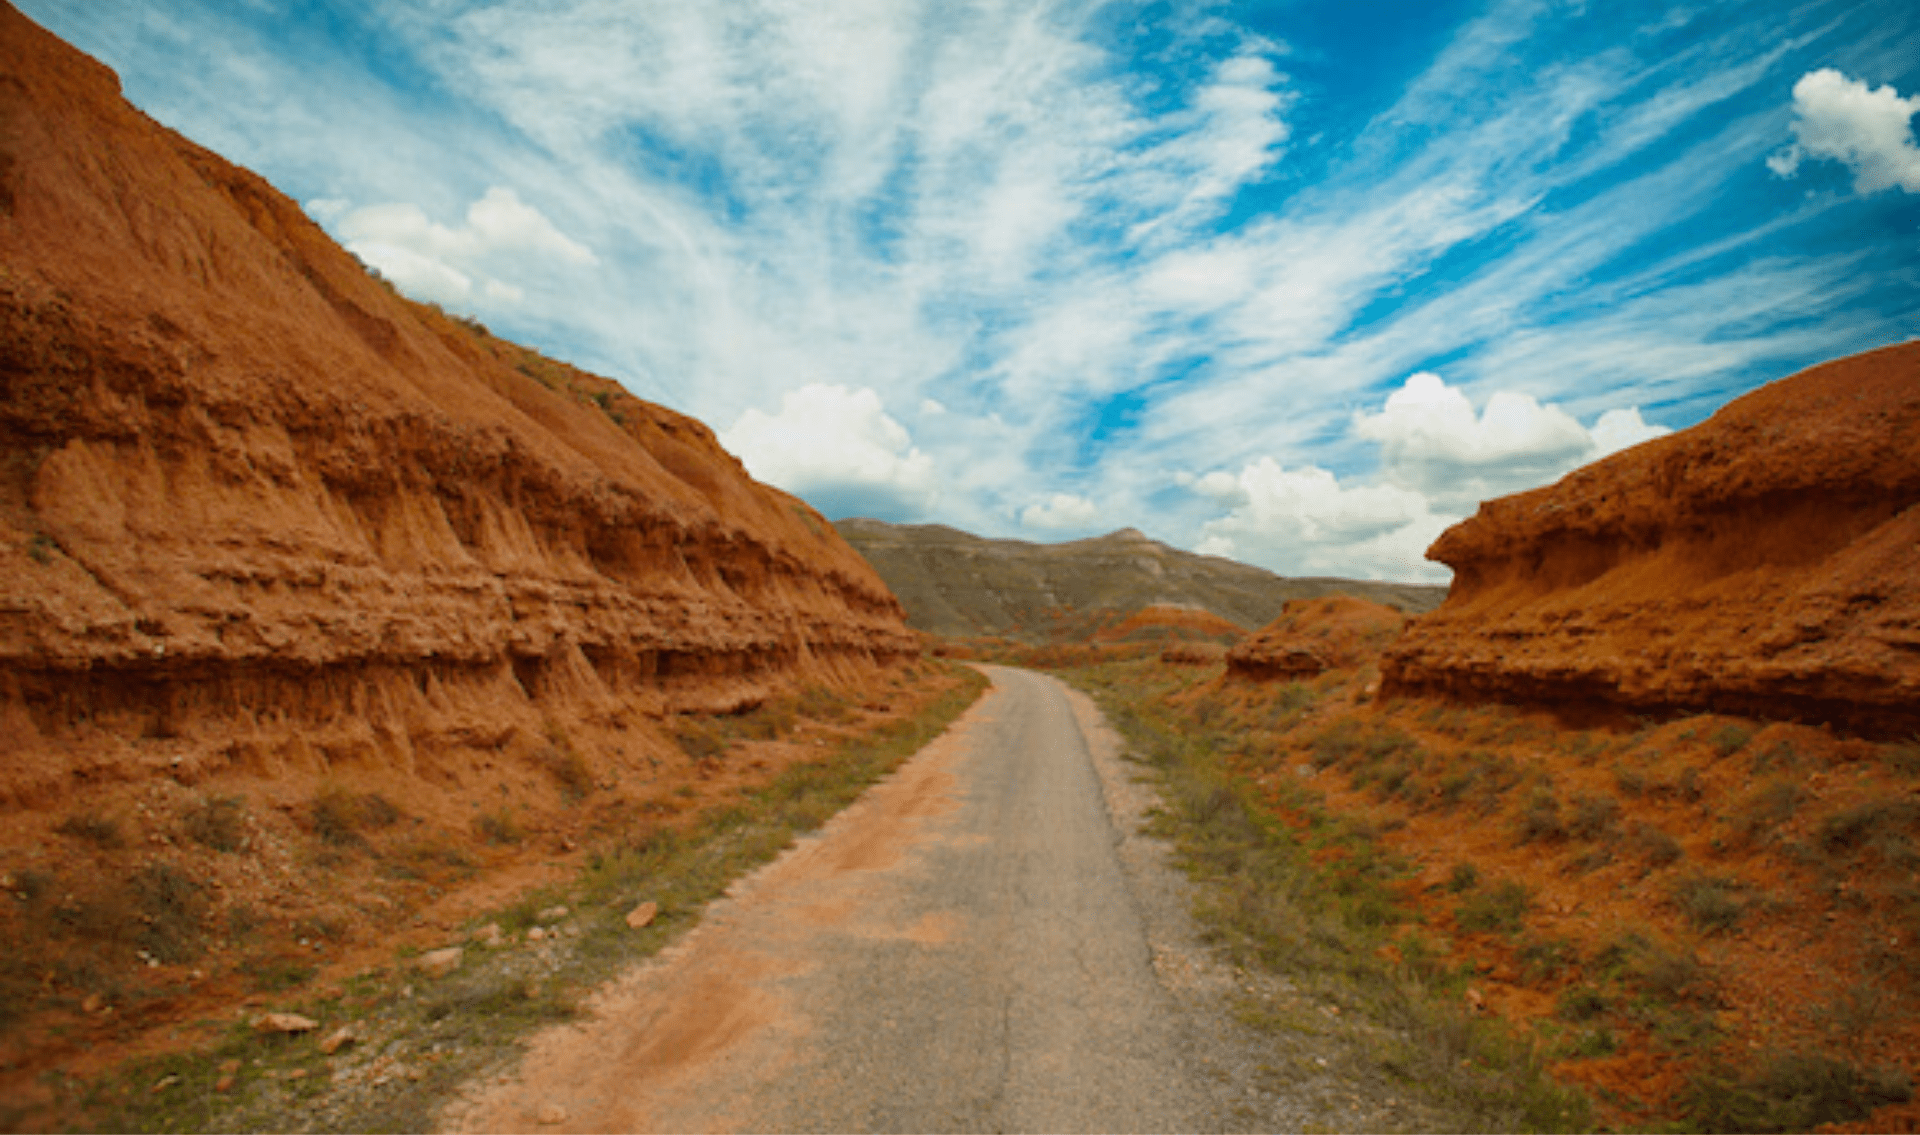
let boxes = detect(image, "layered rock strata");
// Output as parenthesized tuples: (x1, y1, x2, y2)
(0, 5, 915, 806)
(1227, 596, 1407, 681)
(1382, 342, 1920, 737)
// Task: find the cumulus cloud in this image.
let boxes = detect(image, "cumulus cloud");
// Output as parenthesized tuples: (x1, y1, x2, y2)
(1768, 68, 1920, 193)
(1353, 372, 1667, 509)
(1190, 375, 1670, 582)
(1192, 459, 1453, 582)
(721, 384, 937, 522)
(311, 186, 596, 307)
(1020, 493, 1101, 531)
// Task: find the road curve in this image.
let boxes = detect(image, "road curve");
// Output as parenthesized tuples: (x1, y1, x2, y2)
(442, 665, 1239, 1133)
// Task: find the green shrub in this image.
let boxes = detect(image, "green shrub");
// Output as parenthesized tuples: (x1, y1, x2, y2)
(1631, 823, 1685, 867)
(1674, 874, 1747, 933)
(181, 795, 246, 852)
(1447, 862, 1481, 893)
(312, 789, 401, 846)
(1684, 1051, 1910, 1133)
(1515, 790, 1565, 843)
(1457, 880, 1530, 935)
(1711, 724, 1753, 757)
(475, 810, 523, 846)
(55, 811, 123, 849)
(1557, 985, 1610, 1022)
(1569, 794, 1622, 841)
(1819, 800, 1920, 855)
(1736, 780, 1803, 840)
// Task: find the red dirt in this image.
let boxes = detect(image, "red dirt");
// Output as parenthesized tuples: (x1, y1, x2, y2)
(1383, 342, 1920, 738)
(1097, 604, 1247, 642)
(0, 5, 924, 1116)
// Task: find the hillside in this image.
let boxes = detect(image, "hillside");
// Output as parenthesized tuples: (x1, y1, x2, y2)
(1383, 340, 1920, 738)
(0, 2, 934, 1104)
(835, 519, 1446, 641)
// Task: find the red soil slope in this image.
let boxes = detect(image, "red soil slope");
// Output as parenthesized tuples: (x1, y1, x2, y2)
(1383, 342, 1920, 737)
(0, 3, 916, 809)
(1228, 596, 1407, 681)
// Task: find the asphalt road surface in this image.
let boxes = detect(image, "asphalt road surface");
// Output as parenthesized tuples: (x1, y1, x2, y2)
(444, 665, 1307, 1133)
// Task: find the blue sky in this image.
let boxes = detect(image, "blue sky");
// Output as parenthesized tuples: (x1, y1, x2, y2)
(22, 0, 1920, 582)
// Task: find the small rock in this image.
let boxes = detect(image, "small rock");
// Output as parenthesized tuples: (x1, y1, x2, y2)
(286, 1068, 308, 1081)
(537, 1103, 568, 1125)
(537, 905, 569, 923)
(319, 1026, 357, 1055)
(81, 993, 106, 1014)
(415, 946, 464, 979)
(254, 1012, 319, 1034)
(625, 901, 658, 930)
(214, 1074, 236, 1093)
(472, 923, 504, 947)
(151, 1074, 180, 1093)
(1465, 986, 1487, 1014)
(218, 1059, 241, 1075)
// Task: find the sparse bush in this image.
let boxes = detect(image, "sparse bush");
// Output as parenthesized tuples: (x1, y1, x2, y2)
(671, 719, 728, 762)
(1557, 985, 1611, 1022)
(475, 809, 523, 846)
(181, 795, 246, 852)
(1631, 823, 1685, 867)
(1711, 724, 1753, 758)
(536, 733, 594, 802)
(1674, 873, 1747, 933)
(1569, 794, 1622, 841)
(1684, 1050, 1911, 1133)
(1676, 765, 1704, 803)
(1883, 739, 1920, 778)
(129, 862, 206, 964)
(1447, 862, 1480, 893)
(55, 811, 123, 849)
(1751, 739, 1804, 775)
(1734, 779, 1802, 843)
(1518, 936, 1576, 982)
(312, 788, 401, 845)
(1819, 800, 1920, 855)
(1613, 764, 1646, 798)
(1516, 789, 1565, 843)
(1457, 880, 1530, 935)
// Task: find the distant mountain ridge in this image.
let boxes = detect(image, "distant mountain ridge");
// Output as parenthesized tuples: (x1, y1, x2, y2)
(834, 518, 1448, 640)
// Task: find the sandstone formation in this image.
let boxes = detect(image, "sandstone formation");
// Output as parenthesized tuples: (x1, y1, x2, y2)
(1382, 341, 1920, 737)
(836, 518, 1445, 641)
(1226, 596, 1408, 681)
(0, 4, 916, 810)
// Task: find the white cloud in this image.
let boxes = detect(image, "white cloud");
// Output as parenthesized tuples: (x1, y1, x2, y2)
(1193, 459, 1453, 583)
(720, 384, 937, 521)
(318, 186, 595, 307)
(1020, 492, 1100, 531)
(1353, 372, 1667, 509)
(1769, 68, 1920, 193)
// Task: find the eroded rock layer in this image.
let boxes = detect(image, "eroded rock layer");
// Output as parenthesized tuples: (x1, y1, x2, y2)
(1227, 596, 1407, 682)
(1382, 341, 1920, 737)
(0, 6, 916, 805)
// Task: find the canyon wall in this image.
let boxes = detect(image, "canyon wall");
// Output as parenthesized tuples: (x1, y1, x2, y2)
(1382, 341, 1920, 737)
(0, 5, 916, 811)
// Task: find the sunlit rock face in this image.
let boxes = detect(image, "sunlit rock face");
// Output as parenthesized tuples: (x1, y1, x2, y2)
(1382, 341, 1920, 739)
(0, 4, 916, 806)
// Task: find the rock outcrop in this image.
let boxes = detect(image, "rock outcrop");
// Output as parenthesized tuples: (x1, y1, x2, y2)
(1382, 342, 1920, 737)
(1227, 596, 1408, 681)
(0, 5, 915, 807)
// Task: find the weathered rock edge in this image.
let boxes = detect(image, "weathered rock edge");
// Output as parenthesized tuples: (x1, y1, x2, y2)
(0, 5, 917, 801)
(1381, 341, 1920, 738)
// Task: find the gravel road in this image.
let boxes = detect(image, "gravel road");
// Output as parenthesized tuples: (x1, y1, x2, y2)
(441, 665, 1399, 1133)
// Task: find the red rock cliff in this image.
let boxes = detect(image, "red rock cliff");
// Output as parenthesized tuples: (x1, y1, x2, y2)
(1381, 341, 1920, 737)
(0, 6, 916, 805)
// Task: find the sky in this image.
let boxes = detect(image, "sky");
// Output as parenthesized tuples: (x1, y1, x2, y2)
(21, 0, 1920, 583)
